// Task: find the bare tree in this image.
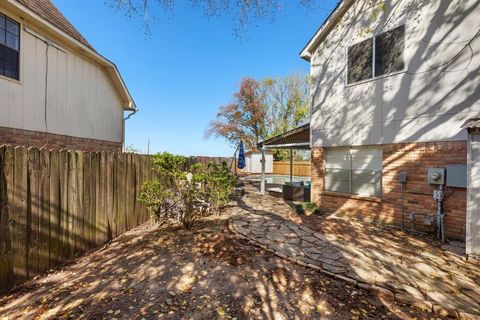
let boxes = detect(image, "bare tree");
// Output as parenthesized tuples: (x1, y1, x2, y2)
(260, 73, 311, 138)
(108, 0, 320, 34)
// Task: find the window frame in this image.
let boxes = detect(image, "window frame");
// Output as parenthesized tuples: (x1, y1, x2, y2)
(345, 25, 406, 86)
(323, 146, 383, 199)
(0, 11, 21, 83)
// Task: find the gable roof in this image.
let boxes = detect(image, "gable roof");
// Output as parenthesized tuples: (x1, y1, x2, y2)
(4, 0, 136, 111)
(14, 0, 94, 51)
(300, 0, 354, 61)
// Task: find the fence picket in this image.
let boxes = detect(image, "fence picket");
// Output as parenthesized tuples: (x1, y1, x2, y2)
(89, 152, 98, 248)
(59, 150, 69, 262)
(13, 147, 28, 284)
(94, 152, 102, 245)
(75, 151, 85, 252)
(272, 161, 311, 177)
(49, 150, 60, 268)
(27, 148, 41, 277)
(106, 152, 114, 240)
(0, 147, 14, 292)
(112, 153, 118, 237)
(38, 150, 50, 274)
(118, 153, 126, 234)
(82, 152, 92, 249)
(125, 154, 133, 230)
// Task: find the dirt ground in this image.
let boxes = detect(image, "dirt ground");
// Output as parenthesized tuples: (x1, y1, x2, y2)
(0, 214, 439, 320)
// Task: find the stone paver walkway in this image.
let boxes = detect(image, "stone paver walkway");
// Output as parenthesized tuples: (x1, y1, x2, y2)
(229, 184, 480, 319)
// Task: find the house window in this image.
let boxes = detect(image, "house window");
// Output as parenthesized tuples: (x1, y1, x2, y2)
(0, 13, 20, 80)
(324, 146, 382, 198)
(347, 25, 405, 84)
(375, 26, 405, 76)
(347, 39, 373, 83)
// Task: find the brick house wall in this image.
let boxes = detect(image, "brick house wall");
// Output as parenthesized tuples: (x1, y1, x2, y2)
(0, 126, 122, 152)
(311, 141, 467, 240)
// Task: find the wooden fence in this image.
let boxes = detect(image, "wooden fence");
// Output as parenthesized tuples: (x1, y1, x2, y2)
(0, 146, 157, 293)
(272, 161, 311, 177)
(186, 156, 234, 171)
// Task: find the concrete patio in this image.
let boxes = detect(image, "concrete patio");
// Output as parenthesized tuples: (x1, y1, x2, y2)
(229, 184, 480, 319)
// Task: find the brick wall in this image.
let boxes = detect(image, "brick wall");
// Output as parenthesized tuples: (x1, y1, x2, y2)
(0, 126, 122, 152)
(311, 141, 467, 240)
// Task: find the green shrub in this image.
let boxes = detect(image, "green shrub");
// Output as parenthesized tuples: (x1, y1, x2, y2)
(139, 153, 237, 229)
(205, 162, 238, 214)
(295, 202, 321, 216)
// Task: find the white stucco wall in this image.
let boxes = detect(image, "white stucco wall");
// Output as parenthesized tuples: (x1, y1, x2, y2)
(0, 7, 124, 143)
(310, 0, 480, 148)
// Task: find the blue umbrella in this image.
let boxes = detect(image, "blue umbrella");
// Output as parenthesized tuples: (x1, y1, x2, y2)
(237, 141, 246, 169)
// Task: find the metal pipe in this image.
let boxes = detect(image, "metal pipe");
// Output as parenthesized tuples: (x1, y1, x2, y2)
(437, 203, 442, 240)
(289, 148, 293, 184)
(260, 148, 266, 195)
(440, 185, 446, 243)
(400, 183, 404, 231)
(229, 144, 239, 173)
(441, 211, 446, 243)
(435, 184, 444, 242)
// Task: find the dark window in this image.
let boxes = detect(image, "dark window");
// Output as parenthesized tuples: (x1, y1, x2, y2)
(347, 38, 373, 84)
(375, 25, 405, 76)
(347, 25, 405, 84)
(0, 13, 20, 80)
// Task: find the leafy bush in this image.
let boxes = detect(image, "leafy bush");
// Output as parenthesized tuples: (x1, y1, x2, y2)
(205, 162, 238, 214)
(295, 202, 321, 216)
(139, 153, 237, 229)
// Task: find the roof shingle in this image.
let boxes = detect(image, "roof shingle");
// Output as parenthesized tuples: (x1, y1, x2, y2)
(14, 0, 94, 50)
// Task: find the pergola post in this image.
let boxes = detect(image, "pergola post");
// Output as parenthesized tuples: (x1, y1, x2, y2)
(260, 148, 266, 195)
(289, 148, 293, 184)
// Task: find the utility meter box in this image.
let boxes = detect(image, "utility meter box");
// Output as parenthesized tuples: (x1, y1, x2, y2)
(427, 167, 446, 185)
(446, 164, 467, 188)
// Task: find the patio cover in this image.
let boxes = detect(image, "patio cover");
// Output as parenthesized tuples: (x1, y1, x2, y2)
(257, 123, 310, 150)
(257, 123, 311, 195)
(462, 117, 480, 133)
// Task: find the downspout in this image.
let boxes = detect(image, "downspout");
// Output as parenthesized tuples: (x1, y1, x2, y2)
(289, 148, 293, 184)
(123, 108, 138, 151)
(124, 108, 138, 121)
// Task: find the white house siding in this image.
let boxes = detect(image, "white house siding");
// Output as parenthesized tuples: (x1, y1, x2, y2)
(467, 132, 480, 256)
(0, 9, 124, 143)
(310, 0, 480, 148)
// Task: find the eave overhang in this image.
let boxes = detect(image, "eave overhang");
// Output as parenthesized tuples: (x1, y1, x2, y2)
(300, 0, 354, 61)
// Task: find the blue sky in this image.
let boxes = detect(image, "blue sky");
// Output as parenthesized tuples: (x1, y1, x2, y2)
(52, 0, 337, 156)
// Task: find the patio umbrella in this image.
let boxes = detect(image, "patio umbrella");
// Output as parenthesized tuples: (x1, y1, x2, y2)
(237, 141, 246, 169)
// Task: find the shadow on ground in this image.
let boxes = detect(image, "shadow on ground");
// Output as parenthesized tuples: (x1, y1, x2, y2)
(231, 183, 480, 318)
(0, 201, 434, 320)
